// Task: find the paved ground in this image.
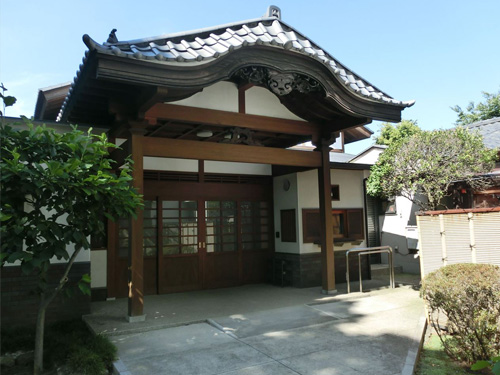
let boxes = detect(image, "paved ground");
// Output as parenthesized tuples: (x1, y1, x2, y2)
(85, 279, 425, 375)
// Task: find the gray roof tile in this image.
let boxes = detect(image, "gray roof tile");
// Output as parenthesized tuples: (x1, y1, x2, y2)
(60, 8, 414, 121)
(465, 117, 500, 149)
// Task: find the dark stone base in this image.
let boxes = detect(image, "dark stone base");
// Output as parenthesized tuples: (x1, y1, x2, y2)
(1, 262, 91, 329)
(272, 251, 370, 288)
(91, 287, 107, 302)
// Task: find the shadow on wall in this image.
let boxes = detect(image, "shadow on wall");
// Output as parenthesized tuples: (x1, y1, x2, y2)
(377, 197, 422, 275)
(408, 201, 419, 226)
(379, 231, 420, 274)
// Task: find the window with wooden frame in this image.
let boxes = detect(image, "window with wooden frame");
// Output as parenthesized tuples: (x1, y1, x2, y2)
(302, 208, 364, 243)
(280, 209, 297, 242)
(117, 199, 159, 257)
(206, 200, 237, 252)
(331, 185, 340, 201)
(240, 201, 270, 250)
(162, 200, 198, 255)
(90, 214, 107, 250)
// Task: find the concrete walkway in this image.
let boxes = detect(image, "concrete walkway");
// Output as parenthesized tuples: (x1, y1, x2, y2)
(85, 280, 425, 375)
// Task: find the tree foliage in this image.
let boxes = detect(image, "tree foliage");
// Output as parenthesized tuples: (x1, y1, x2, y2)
(452, 90, 500, 126)
(374, 119, 421, 146)
(0, 119, 142, 374)
(0, 82, 17, 117)
(367, 127, 497, 210)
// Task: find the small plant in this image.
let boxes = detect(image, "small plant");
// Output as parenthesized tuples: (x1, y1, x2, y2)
(421, 263, 500, 365)
(472, 356, 500, 374)
(68, 347, 107, 375)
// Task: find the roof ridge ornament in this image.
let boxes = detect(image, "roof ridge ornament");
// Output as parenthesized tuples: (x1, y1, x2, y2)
(234, 66, 322, 96)
(265, 5, 281, 20)
(106, 29, 118, 44)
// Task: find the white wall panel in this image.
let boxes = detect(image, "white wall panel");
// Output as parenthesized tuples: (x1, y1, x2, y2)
(204, 161, 271, 175)
(273, 174, 300, 254)
(90, 250, 107, 288)
(245, 86, 305, 121)
(169, 81, 238, 112)
(144, 157, 198, 172)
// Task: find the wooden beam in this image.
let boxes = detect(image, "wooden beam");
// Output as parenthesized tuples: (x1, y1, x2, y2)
(317, 139, 336, 293)
(137, 86, 169, 116)
(142, 137, 321, 167)
(128, 129, 145, 320)
(238, 87, 246, 114)
(145, 103, 319, 138)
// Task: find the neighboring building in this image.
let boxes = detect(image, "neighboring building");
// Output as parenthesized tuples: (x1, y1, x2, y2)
(451, 117, 500, 209)
(1, 6, 414, 323)
(350, 145, 421, 274)
(416, 118, 500, 277)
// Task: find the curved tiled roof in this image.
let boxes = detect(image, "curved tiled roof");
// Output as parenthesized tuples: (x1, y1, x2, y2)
(58, 7, 414, 122)
(465, 117, 500, 149)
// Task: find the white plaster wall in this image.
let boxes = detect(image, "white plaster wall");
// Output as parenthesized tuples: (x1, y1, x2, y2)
(297, 169, 367, 254)
(350, 148, 384, 165)
(379, 196, 420, 273)
(245, 86, 305, 121)
(39, 205, 90, 263)
(5, 203, 90, 267)
(298, 169, 365, 209)
(169, 81, 238, 112)
(205, 161, 271, 175)
(144, 157, 198, 172)
(273, 173, 300, 254)
(332, 133, 343, 151)
(115, 138, 127, 147)
(90, 250, 107, 288)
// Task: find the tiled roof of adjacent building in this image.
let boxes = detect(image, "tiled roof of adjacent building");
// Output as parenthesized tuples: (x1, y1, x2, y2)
(465, 117, 500, 149)
(80, 6, 414, 110)
(330, 152, 356, 163)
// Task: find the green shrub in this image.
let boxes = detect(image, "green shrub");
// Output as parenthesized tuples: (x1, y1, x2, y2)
(88, 334, 117, 364)
(0, 319, 116, 373)
(68, 347, 107, 375)
(421, 263, 500, 365)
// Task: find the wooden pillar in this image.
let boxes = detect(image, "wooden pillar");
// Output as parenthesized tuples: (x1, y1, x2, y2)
(317, 139, 336, 294)
(127, 129, 146, 321)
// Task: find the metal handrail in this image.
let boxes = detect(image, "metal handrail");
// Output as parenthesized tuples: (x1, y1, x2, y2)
(346, 246, 395, 293)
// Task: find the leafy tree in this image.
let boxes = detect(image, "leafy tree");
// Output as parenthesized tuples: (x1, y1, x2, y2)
(367, 127, 497, 210)
(375, 119, 421, 146)
(0, 119, 142, 374)
(0, 82, 17, 117)
(452, 90, 500, 126)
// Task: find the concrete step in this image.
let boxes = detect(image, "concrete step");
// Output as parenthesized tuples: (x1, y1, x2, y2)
(370, 264, 403, 277)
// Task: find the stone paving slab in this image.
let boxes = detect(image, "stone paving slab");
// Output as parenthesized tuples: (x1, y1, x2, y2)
(213, 304, 338, 339)
(112, 323, 272, 375)
(111, 286, 425, 375)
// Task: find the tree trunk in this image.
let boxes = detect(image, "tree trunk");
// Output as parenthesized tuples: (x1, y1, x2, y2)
(33, 294, 46, 375)
(32, 247, 82, 375)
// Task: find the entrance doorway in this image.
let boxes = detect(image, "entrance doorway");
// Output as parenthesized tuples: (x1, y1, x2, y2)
(113, 183, 273, 297)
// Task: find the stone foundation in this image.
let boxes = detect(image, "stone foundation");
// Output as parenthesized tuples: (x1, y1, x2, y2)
(273, 251, 371, 288)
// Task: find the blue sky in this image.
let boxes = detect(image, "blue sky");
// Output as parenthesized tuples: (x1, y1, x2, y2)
(1, 0, 499, 154)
